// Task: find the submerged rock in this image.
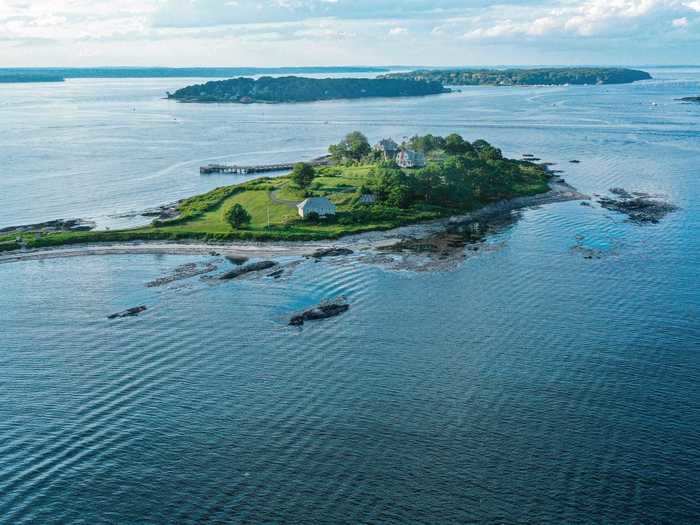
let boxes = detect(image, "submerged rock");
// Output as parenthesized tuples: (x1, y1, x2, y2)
(597, 188, 678, 224)
(225, 255, 249, 265)
(107, 306, 147, 319)
(220, 261, 277, 280)
(289, 298, 350, 326)
(310, 247, 354, 259)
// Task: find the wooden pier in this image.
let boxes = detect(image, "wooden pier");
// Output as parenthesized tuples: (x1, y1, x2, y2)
(200, 157, 329, 175)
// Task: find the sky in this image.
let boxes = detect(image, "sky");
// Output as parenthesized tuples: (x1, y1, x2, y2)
(0, 0, 698, 67)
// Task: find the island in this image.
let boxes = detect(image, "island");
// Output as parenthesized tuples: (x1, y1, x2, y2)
(166, 76, 450, 104)
(0, 132, 561, 253)
(0, 73, 65, 83)
(381, 67, 652, 86)
(0, 66, 390, 82)
(678, 96, 700, 103)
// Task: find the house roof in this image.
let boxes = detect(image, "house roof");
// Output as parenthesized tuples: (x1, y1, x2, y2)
(297, 197, 335, 210)
(375, 138, 398, 151)
(397, 149, 426, 162)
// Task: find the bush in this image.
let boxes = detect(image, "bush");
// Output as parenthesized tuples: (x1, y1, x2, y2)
(226, 203, 252, 229)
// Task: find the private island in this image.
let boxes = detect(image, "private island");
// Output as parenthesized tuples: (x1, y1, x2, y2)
(0, 133, 557, 252)
(166, 68, 652, 104)
(381, 67, 653, 86)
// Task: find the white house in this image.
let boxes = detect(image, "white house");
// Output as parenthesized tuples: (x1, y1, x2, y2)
(297, 197, 336, 219)
(373, 138, 399, 160)
(396, 149, 426, 169)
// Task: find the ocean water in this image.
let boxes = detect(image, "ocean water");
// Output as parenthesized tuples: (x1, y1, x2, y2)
(1, 68, 699, 523)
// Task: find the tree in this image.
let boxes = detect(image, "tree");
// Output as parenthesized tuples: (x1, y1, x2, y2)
(329, 131, 371, 162)
(445, 133, 476, 156)
(226, 203, 251, 229)
(291, 162, 316, 189)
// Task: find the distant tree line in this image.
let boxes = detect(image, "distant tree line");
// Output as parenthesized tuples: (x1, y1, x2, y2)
(168, 76, 449, 103)
(382, 68, 652, 86)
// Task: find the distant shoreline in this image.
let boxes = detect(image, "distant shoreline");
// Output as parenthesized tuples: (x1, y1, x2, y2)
(0, 66, 390, 84)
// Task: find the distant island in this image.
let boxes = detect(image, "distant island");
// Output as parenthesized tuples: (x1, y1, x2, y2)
(1, 132, 566, 252)
(0, 73, 65, 83)
(381, 68, 652, 86)
(678, 96, 700, 103)
(166, 76, 450, 104)
(0, 66, 389, 83)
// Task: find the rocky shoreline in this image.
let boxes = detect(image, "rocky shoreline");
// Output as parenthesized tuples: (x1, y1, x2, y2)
(0, 179, 587, 265)
(0, 218, 96, 235)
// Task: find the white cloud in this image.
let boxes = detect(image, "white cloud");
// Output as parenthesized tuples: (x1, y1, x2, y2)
(461, 0, 700, 40)
(388, 27, 408, 36)
(0, 0, 698, 66)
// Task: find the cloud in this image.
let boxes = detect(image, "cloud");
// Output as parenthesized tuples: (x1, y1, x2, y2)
(388, 26, 408, 36)
(460, 0, 700, 41)
(0, 0, 698, 66)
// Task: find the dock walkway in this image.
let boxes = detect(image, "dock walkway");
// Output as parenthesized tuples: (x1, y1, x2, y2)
(200, 157, 329, 175)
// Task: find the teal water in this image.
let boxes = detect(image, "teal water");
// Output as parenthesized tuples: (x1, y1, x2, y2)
(1, 68, 699, 523)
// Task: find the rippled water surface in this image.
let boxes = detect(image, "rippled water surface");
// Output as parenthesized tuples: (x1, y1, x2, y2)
(1, 68, 699, 523)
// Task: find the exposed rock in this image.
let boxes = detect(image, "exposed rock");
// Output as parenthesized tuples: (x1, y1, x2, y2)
(267, 269, 284, 279)
(569, 159, 581, 164)
(146, 262, 218, 288)
(598, 188, 679, 224)
(609, 187, 633, 198)
(310, 247, 354, 259)
(142, 204, 180, 220)
(0, 218, 96, 234)
(289, 298, 350, 326)
(678, 96, 700, 103)
(225, 255, 249, 266)
(220, 260, 277, 280)
(107, 306, 147, 319)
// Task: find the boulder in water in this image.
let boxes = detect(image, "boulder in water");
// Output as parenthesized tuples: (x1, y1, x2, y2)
(108, 306, 147, 319)
(220, 261, 277, 280)
(289, 298, 350, 326)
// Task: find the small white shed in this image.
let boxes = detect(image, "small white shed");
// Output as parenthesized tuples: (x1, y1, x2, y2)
(297, 197, 337, 219)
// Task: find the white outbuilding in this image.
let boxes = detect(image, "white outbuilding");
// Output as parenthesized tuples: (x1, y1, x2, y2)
(396, 149, 427, 169)
(297, 197, 337, 219)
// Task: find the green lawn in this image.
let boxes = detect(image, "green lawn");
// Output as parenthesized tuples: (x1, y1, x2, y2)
(4, 160, 551, 250)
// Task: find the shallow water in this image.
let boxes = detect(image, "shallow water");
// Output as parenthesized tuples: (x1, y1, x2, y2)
(1, 68, 699, 523)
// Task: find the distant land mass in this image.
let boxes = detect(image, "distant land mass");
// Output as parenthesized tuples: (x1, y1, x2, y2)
(0, 73, 65, 83)
(167, 76, 450, 104)
(0, 67, 390, 83)
(381, 68, 653, 86)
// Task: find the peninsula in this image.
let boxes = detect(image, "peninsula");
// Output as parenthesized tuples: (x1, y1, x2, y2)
(0, 132, 560, 253)
(381, 67, 652, 86)
(678, 96, 700, 103)
(166, 76, 449, 103)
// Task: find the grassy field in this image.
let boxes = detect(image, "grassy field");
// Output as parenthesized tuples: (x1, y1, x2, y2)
(1, 161, 550, 251)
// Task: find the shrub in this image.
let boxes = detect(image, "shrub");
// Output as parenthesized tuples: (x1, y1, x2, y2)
(226, 203, 252, 229)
